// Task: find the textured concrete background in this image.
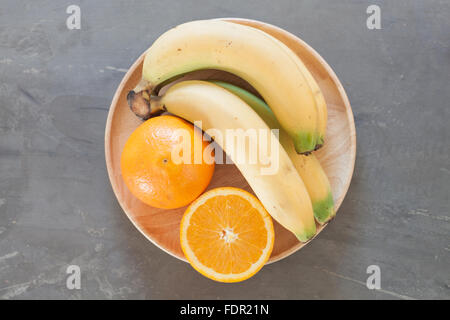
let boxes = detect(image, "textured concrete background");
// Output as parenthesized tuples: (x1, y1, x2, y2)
(0, 0, 449, 299)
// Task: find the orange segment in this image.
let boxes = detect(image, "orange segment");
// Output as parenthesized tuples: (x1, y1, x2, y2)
(180, 187, 274, 282)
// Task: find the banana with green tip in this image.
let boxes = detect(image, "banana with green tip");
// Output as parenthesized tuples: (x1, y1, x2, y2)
(211, 81, 335, 224)
(129, 80, 317, 241)
(225, 18, 328, 146)
(135, 19, 321, 153)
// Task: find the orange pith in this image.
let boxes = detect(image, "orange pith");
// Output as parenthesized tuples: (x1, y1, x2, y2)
(121, 115, 214, 209)
(180, 187, 274, 282)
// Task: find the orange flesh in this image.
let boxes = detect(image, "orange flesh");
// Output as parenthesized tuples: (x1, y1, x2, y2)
(186, 194, 269, 274)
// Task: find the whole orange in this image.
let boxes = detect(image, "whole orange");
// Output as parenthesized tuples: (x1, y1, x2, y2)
(121, 115, 215, 209)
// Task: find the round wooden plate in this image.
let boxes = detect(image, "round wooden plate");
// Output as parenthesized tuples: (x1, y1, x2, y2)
(105, 18, 356, 264)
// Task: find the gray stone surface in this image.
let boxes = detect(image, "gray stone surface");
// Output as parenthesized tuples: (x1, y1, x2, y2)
(0, 0, 449, 299)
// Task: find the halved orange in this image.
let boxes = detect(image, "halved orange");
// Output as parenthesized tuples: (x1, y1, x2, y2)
(180, 187, 274, 282)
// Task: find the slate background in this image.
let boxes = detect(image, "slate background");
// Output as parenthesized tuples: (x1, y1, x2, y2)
(0, 0, 449, 299)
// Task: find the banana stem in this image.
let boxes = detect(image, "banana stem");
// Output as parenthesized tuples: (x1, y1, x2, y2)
(127, 89, 165, 120)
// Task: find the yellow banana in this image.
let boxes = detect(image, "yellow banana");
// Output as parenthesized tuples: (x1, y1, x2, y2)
(211, 81, 334, 224)
(225, 19, 328, 146)
(130, 80, 316, 241)
(137, 20, 320, 154)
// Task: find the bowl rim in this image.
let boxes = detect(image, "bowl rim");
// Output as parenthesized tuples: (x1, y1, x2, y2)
(104, 17, 356, 264)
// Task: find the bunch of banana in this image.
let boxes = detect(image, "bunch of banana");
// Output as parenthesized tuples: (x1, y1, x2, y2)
(127, 19, 335, 241)
(134, 80, 317, 242)
(129, 19, 326, 154)
(210, 81, 334, 224)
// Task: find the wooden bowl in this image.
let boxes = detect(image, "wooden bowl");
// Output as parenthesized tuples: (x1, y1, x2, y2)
(105, 18, 356, 264)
